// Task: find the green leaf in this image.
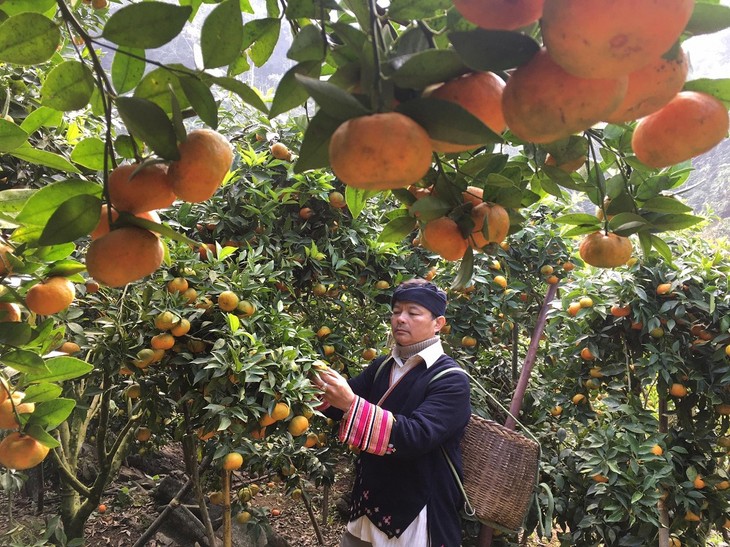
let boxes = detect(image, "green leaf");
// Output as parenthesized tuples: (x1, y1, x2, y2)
(16, 179, 101, 226)
(685, 2, 730, 36)
(396, 97, 502, 144)
(0, 118, 28, 152)
(287, 24, 326, 62)
(118, 212, 198, 246)
(293, 110, 342, 173)
(538, 174, 564, 199)
(19, 106, 63, 134)
(10, 143, 79, 173)
(226, 312, 240, 332)
(116, 97, 180, 160)
(451, 247, 474, 289)
(211, 76, 268, 114)
(41, 60, 95, 112)
(296, 74, 370, 120)
(39, 194, 103, 246)
(0, 0, 56, 16)
(683, 78, 730, 107)
(0, 12, 60, 65)
(542, 166, 583, 191)
(25, 398, 75, 430)
(102, 2, 193, 49)
(646, 213, 704, 232)
(609, 212, 650, 235)
(23, 383, 62, 404)
(388, 0, 451, 20)
(24, 425, 60, 448)
(112, 47, 146, 95)
(0, 323, 31, 346)
(0, 188, 35, 218)
(70, 137, 105, 171)
(45, 259, 86, 277)
(269, 61, 322, 118)
(2, 349, 46, 374)
(243, 18, 280, 67)
(378, 216, 417, 243)
(449, 29, 540, 72)
(649, 234, 673, 265)
(24, 356, 93, 384)
(134, 67, 188, 113)
(389, 49, 468, 89)
(344, 186, 377, 219)
(554, 213, 602, 226)
(409, 196, 452, 222)
(201, 0, 243, 69)
(641, 196, 692, 214)
(179, 75, 218, 128)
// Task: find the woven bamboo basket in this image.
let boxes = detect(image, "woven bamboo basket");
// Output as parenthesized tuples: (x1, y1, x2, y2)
(460, 414, 540, 531)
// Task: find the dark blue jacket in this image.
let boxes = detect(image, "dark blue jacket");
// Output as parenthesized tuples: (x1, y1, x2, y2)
(326, 354, 471, 546)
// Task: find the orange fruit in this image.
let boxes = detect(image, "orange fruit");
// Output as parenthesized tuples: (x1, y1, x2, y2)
(155, 311, 179, 330)
(91, 204, 161, 241)
(270, 142, 292, 160)
(108, 163, 175, 213)
(717, 480, 730, 490)
(550, 405, 563, 417)
(469, 202, 510, 249)
(580, 347, 595, 361)
(669, 383, 688, 398)
(271, 402, 290, 421)
(222, 452, 244, 471)
(610, 304, 631, 317)
(493, 275, 508, 289)
(572, 393, 586, 404)
(316, 326, 331, 338)
(235, 511, 252, 524)
(656, 283, 672, 295)
(375, 280, 390, 290)
(546, 275, 559, 285)
(167, 277, 189, 294)
(182, 288, 198, 304)
(545, 154, 586, 173)
(328, 191, 346, 208)
(684, 510, 701, 522)
(86, 227, 164, 287)
(0, 392, 35, 428)
(168, 129, 234, 202)
(126, 384, 141, 399)
(578, 231, 633, 268)
(151, 333, 175, 350)
(197, 428, 217, 441)
(0, 242, 15, 275)
(0, 378, 8, 405)
(605, 48, 689, 123)
(421, 217, 468, 261)
(579, 296, 593, 308)
(59, 341, 81, 354)
(541, 0, 695, 79)
(592, 474, 609, 483)
(567, 302, 582, 317)
(0, 302, 21, 322)
(135, 426, 152, 442)
(452, 0, 544, 30)
(0, 432, 50, 470)
(97, 503, 107, 513)
(170, 318, 191, 337)
(26, 277, 76, 315)
(362, 348, 377, 361)
(237, 300, 256, 316)
(632, 91, 730, 168)
(461, 336, 477, 348)
(562, 261, 575, 272)
(288, 415, 309, 436)
(694, 475, 706, 489)
(328, 113, 432, 190)
(217, 290, 239, 312)
(650, 444, 663, 456)
(540, 264, 554, 275)
(304, 432, 319, 448)
(426, 72, 506, 152)
(502, 49, 627, 143)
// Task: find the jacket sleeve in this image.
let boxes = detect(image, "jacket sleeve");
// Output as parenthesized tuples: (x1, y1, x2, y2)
(320, 357, 388, 422)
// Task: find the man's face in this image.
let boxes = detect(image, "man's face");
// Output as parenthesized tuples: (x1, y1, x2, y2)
(390, 300, 444, 346)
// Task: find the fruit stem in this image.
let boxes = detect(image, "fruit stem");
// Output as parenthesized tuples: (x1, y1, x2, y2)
(367, 0, 385, 112)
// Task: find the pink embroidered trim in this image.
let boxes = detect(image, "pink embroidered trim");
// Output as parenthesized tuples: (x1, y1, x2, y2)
(339, 396, 393, 455)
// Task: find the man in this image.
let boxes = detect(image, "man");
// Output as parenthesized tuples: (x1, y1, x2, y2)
(314, 278, 471, 546)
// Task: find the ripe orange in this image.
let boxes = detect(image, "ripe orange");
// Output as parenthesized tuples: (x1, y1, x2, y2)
(217, 290, 239, 312)
(461, 336, 477, 348)
(539, 264, 554, 275)
(541, 0, 695, 79)
(222, 452, 244, 471)
(97, 503, 107, 513)
(469, 202, 510, 249)
(0, 432, 50, 470)
(562, 261, 575, 272)
(684, 510, 701, 522)
(578, 231, 633, 268)
(0, 302, 21, 322)
(270, 142, 292, 161)
(567, 302, 582, 317)
(452, 0, 544, 30)
(59, 341, 81, 354)
(427, 72, 506, 152)
(545, 275, 559, 285)
(610, 304, 631, 317)
(271, 402, 290, 421)
(328, 113, 432, 190)
(650, 444, 664, 456)
(86, 227, 164, 287)
(605, 49, 689, 123)
(656, 283, 672, 296)
(550, 405, 563, 417)
(632, 91, 730, 168)
(579, 296, 593, 308)
(669, 383, 688, 398)
(237, 300, 255, 316)
(580, 347, 595, 361)
(421, 217, 468, 261)
(592, 474, 609, 483)
(304, 432, 319, 448)
(693, 475, 706, 489)
(0, 392, 35, 428)
(288, 415, 309, 436)
(0, 242, 15, 275)
(155, 311, 179, 330)
(108, 163, 175, 213)
(91, 204, 160, 241)
(362, 348, 377, 361)
(572, 393, 585, 405)
(26, 277, 76, 315)
(545, 153, 586, 173)
(299, 207, 314, 220)
(167, 277, 189, 294)
(375, 280, 390, 290)
(126, 384, 141, 399)
(135, 426, 152, 442)
(235, 511, 252, 524)
(151, 333, 175, 350)
(502, 49, 627, 143)
(91, 0, 108, 8)
(493, 275, 508, 289)
(328, 191, 346, 208)
(170, 318, 191, 337)
(168, 129, 234, 202)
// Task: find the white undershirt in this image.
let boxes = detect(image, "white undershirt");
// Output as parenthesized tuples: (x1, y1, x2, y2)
(347, 341, 444, 546)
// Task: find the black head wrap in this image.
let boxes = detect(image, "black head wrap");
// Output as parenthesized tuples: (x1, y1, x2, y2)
(391, 282, 447, 317)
